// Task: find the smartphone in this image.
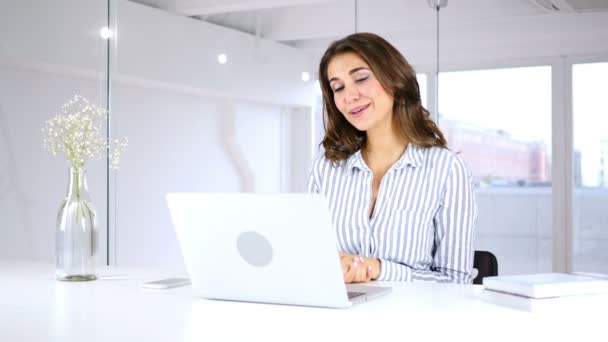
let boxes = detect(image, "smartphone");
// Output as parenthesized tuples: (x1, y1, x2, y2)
(140, 277, 190, 289)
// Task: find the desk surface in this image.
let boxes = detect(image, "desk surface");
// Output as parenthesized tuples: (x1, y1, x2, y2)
(0, 262, 605, 342)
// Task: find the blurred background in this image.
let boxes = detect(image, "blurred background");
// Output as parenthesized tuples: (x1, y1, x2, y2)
(1, 0, 607, 275)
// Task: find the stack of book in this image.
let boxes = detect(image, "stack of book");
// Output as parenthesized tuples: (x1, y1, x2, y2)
(482, 272, 608, 313)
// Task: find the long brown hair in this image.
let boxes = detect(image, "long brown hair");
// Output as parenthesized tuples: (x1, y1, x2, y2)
(319, 32, 447, 163)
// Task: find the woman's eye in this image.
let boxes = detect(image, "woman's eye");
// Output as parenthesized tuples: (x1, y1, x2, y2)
(333, 86, 344, 92)
(355, 76, 369, 83)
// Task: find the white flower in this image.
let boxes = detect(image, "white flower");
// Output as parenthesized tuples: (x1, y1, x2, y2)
(42, 95, 128, 170)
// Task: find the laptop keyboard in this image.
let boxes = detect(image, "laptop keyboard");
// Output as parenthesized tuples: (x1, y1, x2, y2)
(347, 291, 365, 300)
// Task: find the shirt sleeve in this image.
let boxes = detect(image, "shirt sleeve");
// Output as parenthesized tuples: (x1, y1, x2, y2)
(307, 155, 321, 194)
(376, 155, 478, 283)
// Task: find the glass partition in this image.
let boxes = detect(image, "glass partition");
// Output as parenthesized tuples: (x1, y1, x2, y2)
(109, 0, 318, 268)
(0, 0, 109, 263)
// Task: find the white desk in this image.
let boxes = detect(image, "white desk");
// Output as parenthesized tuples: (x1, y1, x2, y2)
(1, 262, 605, 342)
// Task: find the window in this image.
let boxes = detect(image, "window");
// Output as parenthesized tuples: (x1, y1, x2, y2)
(573, 62, 608, 273)
(418, 73, 427, 109)
(439, 66, 552, 275)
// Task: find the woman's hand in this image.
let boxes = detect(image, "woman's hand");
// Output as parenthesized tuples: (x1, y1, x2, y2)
(339, 253, 381, 283)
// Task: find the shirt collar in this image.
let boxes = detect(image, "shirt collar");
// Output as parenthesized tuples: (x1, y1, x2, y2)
(346, 150, 368, 171)
(346, 144, 425, 171)
(394, 144, 424, 169)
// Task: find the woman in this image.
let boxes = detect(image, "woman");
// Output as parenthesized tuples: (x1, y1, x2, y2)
(308, 33, 477, 283)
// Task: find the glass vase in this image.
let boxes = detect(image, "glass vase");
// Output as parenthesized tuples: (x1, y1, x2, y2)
(56, 167, 98, 281)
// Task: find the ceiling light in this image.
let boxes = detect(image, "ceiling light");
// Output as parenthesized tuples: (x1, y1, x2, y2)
(218, 53, 227, 64)
(99, 27, 113, 40)
(427, 0, 448, 8)
(301, 72, 310, 82)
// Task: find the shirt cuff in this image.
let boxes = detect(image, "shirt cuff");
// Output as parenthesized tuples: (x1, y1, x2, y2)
(377, 258, 412, 281)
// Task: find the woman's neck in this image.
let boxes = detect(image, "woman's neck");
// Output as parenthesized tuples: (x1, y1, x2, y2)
(362, 127, 408, 171)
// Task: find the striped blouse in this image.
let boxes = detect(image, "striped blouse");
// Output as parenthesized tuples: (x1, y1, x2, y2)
(307, 144, 477, 283)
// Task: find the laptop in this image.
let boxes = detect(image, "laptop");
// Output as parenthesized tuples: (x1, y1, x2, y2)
(166, 193, 392, 308)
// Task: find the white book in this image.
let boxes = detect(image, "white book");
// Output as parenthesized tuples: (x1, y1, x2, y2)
(483, 272, 608, 299)
(481, 287, 608, 313)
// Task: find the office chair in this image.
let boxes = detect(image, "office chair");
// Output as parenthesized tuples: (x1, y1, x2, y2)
(472, 250, 498, 285)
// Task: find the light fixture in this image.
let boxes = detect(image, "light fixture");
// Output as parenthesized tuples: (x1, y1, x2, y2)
(217, 53, 228, 64)
(427, 0, 448, 8)
(99, 27, 113, 40)
(301, 72, 310, 82)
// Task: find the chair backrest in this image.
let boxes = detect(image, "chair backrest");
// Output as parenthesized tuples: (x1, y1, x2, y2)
(473, 250, 498, 285)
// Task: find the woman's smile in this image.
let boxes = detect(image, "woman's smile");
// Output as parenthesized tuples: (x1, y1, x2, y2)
(349, 103, 370, 118)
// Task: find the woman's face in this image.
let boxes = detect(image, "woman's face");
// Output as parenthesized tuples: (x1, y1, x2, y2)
(327, 52, 394, 134)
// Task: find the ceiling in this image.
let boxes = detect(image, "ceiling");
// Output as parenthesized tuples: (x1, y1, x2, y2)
(131, 1, 548, 40)
(128, 0, 608, 69)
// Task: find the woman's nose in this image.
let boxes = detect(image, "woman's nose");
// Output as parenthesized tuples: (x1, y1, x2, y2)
(345, 86, 360, 103)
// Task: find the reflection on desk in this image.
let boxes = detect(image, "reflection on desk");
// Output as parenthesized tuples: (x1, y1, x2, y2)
(0, 262, 604, 342)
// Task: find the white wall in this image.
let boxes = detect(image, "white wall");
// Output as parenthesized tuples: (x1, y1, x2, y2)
(0, 0, 109, 263)
(111, 85, 289, 268)
(110, 0, 315, 269)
